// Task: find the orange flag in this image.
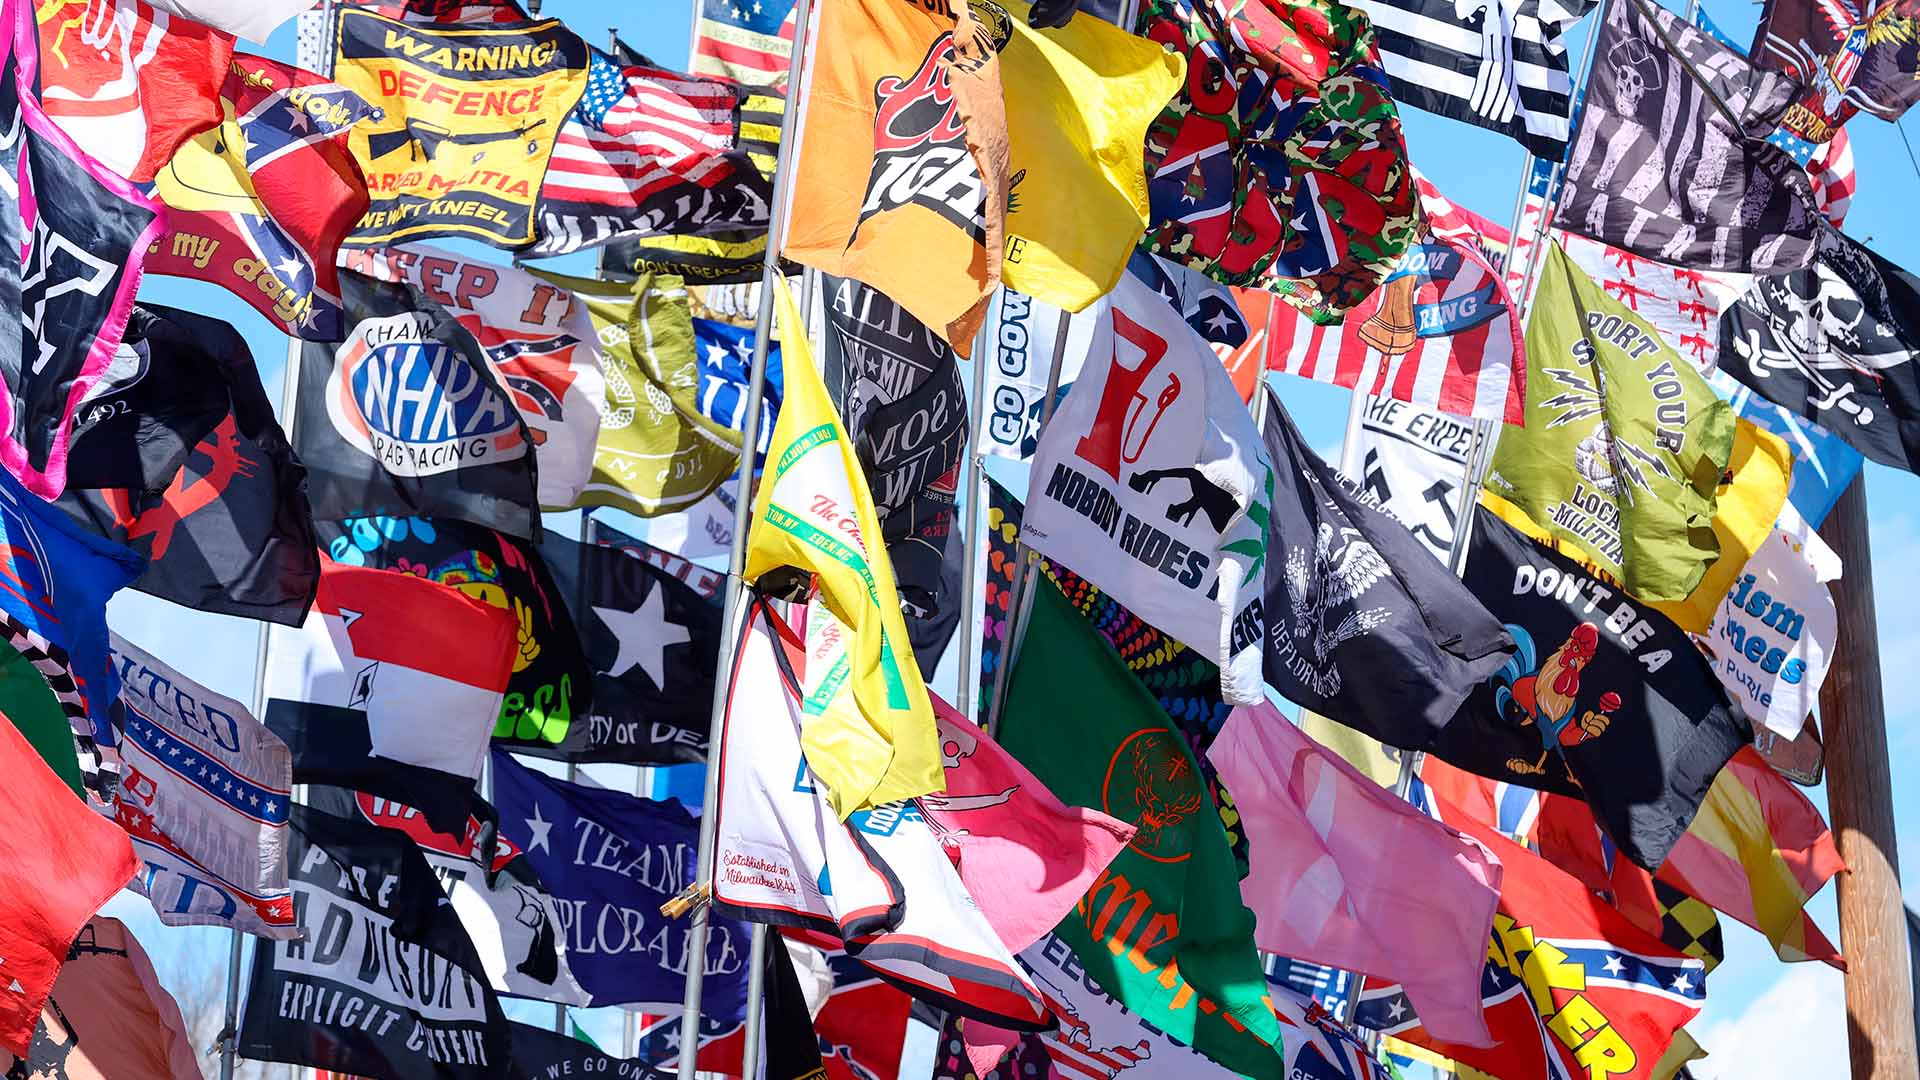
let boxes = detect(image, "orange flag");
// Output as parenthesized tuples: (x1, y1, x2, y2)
(783, 0, 1007, 353)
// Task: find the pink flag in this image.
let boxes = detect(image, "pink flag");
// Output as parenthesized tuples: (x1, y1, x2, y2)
(921, 695, 1137, 956)
(1209, 702, 1502, 1048)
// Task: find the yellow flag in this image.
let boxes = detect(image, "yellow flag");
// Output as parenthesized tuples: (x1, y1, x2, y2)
(993, 0, 1185, 311)
(1480, 417, 1791, 633)
(744, 278, 942, 816)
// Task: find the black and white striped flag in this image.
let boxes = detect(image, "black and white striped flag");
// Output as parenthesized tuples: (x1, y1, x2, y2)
(1350, 0, 1595, 159)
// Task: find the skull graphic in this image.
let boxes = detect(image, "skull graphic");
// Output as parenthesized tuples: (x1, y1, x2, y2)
(1606, 37, 1664, 115)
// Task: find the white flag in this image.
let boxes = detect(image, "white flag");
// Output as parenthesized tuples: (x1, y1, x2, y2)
(1022, 271, 1270, 703)
(1700, 502, 1839, 738)
(712, 600, 1049, 1031)
(978, 289, 1094, 461)
(1351, 396, 1476, 564)
(110, 634, 297, 939)
(148, 0, 311, 41)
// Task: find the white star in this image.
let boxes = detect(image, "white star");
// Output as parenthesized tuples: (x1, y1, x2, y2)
(732, 336, 753, 359)
(1603, 956, 1625, 976)
(594, 587, 690, 689)
(275, 256, 304, 279)
(702, 342, 730, 370)
(526, 802, 554, 854)
(1670, 972, 1693, 993)
(1385, 997, 1406, 1020)
(264, 799, 277, 814)
(1205, 309, 1235, 335)
(284, 107, 311, 133)
(182, 756, 197, 768)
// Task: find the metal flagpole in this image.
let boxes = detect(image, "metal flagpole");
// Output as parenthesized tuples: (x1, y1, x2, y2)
(737, 925, 772, 1077)
(673, 0, 817, 1072)
(984, 307, 1073, 738)
(1514, 0, 1608, 314)
(956, 310, 995, 720)
(1336, 351, 1381, 480)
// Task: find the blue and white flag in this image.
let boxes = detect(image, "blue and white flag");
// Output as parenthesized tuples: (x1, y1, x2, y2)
(489, 748, 751, 1014)
(692, 317, 781, 454)
(110, 634, 296, 939)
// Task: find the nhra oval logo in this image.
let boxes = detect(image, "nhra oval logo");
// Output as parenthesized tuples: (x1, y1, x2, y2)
(326, 313, 527, 477)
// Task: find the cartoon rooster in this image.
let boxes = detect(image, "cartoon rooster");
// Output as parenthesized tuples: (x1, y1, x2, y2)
(1494, 623, 1621, 777)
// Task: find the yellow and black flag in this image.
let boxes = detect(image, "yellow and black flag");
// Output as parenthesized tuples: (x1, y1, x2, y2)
(335, 7, 588, 248)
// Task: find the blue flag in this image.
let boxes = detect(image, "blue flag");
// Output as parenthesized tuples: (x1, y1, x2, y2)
(691, 317, 782, 453)
(0, 468, 142, 753)
(1710, 370, 1864, 526)
(490, 749, 751, 1014)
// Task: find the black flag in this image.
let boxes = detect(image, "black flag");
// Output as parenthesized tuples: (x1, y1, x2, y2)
(62, 304, 232, 490)
(316, 515, 595, 751)
(506, 1022, 670, 1080)
(307, 784, 591, 1006)
(1718, 226, 1920, 474)
(1429, 506, 1754, 869)
(521, 521, 723, 763)
(1554, 0, 1820, 272)
(59, 306, 319, 625)
(1260, 389, 1515, 747)
(237, 804, 510, 1079)
(299, 269, 540, 539)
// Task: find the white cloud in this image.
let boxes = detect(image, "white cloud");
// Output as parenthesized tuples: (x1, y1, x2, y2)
(1692, 963, 1849, 1080)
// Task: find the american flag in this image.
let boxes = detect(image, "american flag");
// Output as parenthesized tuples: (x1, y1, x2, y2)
(540, 47, 739, 209)
(693, 0, 797, 86)
(1805, 125, 1857, 226)
(1267, 175, 1527, 425)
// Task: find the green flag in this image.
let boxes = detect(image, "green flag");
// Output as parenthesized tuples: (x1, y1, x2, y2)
(1484, 243, 1735, 601)
(534, 271, 740, 517)
(0, 642, 83, 797)
(1001, 578, 1284, 1078)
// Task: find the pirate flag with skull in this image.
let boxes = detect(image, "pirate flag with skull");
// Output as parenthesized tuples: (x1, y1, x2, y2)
(1554, 0, 1822, 273)
(1718, 223, 1920, 474)
(1259, 387, 1515, 750)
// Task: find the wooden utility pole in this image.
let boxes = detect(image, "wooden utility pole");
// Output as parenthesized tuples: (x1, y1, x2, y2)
(1817, 473, 1917, 1078)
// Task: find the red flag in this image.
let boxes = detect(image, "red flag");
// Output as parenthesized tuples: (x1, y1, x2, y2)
(147, 54, 376, 340)
(263, 557, 518, 786)
(35, 0, 233, 182)
(1264, 174, 1526, 424)
(679, 948, 915, 1080)
(1357, 805, 1706, 1080)
(0, 714, 139, 1056)
(1539, 747, 1845, 969)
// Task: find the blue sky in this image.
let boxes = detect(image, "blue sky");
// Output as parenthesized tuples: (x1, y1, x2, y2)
(97, 0, 1910, 1075)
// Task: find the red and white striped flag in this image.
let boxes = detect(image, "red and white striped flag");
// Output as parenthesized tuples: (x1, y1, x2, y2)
(1267, 175, 1527, 424)
(1808, 126, 1856, 227)
(693, 0, 798, 87)
(540, 48, 740, 210)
